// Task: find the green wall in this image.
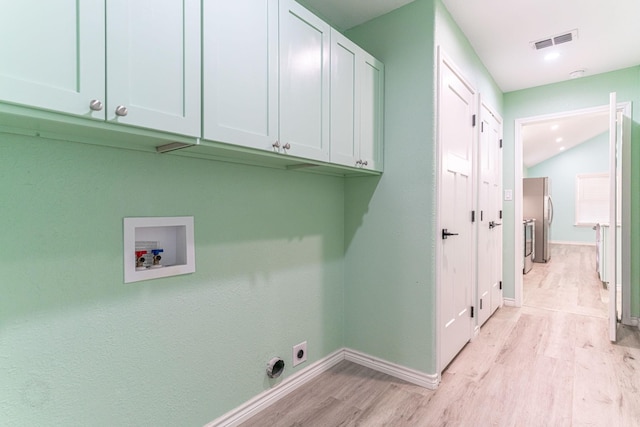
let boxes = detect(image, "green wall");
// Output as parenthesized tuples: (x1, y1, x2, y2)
(503, 66, 640, 316)
(528, 132, 608, 243)
(344, 0, 437, 374)
(0, 134, 345, 426)
(344, 0, 502, 374)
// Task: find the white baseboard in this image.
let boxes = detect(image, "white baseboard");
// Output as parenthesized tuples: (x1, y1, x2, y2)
(622, 317, 639, 328)
(343, 348, 440, 390)
(205, 349, 345, 427)
(503, 298, 517, 307)
(550, 240, 596, 246)
(206, 348, 439, 426)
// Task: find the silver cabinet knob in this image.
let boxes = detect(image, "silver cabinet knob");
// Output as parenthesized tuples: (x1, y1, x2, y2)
(362, 160, 368, 166)
(282, 143, 291, 150)
(355, 160, 362, 166)
(272, 141, 280, 148)
(89, 99, 103, 111)
(115, 105, 128, 117)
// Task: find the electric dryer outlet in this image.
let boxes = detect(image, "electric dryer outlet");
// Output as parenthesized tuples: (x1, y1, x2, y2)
(292, 341, 307, 367)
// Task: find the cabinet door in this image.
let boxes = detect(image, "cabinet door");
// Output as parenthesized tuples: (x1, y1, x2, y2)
(330, 30, 359, 167)
(0, 0, 105, 118)
(359, 53, 384, 171)
(107, 0, 200, 136)
(279, 0, 330, 161)
(203, 0, 278, 150)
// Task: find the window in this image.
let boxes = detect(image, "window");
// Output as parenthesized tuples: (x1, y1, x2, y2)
(575, 173, 619, 226)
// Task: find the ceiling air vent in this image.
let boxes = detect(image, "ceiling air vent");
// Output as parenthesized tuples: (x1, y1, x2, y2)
(531, 29, 578, 50)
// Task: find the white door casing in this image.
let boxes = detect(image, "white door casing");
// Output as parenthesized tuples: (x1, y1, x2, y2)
(608, 92, 618, 342)
(437, 51, 476, 371)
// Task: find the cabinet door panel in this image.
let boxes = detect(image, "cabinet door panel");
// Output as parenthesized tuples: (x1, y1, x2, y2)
(330, 30, 359, 167)
(203, 0, 278, 150)
(279, 0, 330, 161)
(359, 55, 384, 171)
(107, 0, 200, 136)
(0, 0, 105, 118)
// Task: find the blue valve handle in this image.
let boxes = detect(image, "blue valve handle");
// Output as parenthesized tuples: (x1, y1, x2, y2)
(151, 249, 164, 256)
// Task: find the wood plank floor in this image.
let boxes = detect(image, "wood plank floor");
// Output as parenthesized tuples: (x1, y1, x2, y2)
(239, 244, 640, 426)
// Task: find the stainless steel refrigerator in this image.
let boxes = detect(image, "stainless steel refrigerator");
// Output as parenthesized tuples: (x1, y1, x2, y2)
(523, 177, 554, 263)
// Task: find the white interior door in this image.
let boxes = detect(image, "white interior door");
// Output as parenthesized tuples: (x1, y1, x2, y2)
(438, 54, 475, 370)
(607, 92, 618, 342)
(480, 102, 504, 320)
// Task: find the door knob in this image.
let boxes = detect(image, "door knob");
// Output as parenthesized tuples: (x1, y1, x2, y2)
(489, 221, 503, 229)
(442, 229, 459, 239)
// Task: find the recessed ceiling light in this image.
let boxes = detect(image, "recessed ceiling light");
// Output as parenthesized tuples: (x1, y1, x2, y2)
(545, 52, 560, 61)
(556, 137, 563, 143)
(551, 125, 560, 131)
(559, 146, 566, 151)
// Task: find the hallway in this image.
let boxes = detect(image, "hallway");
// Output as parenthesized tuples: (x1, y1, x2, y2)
(239, 244, 640, 426)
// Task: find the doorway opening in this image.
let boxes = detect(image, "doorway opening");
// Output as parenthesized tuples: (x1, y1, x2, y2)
(513, 102, 631, 324)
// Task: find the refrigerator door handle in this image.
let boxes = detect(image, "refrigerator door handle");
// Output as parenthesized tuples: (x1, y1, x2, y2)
(548, 196, 554, 225)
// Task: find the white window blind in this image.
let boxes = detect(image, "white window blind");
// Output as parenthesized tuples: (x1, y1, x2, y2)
(575, 173, 619, 226)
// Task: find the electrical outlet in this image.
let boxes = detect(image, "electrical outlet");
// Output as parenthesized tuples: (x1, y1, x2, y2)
(292, 341, 307, 367)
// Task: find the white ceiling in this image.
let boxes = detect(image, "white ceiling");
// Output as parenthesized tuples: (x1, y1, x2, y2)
(297, 0, 638, 166)
(299, 0, 640, 93)
(522, 111, 609, 168)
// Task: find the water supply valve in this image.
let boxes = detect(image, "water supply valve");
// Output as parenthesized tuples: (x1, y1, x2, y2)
(151, 249, 164, 268)
(135, 250, 148, 271)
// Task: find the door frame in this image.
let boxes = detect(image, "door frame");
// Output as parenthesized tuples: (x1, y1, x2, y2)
(512, 102, 631, 323)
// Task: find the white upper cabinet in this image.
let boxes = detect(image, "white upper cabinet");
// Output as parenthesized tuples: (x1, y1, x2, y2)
(279, 0, 331, 162)
(0, 0, 105, 119)
(202, 0, 279, 150)
(330, 30, 384, 171)
(106, 0, 201, 136)
(330, 30, 359, 167)
(0, 0, 200, 137)
(358, 52, 384, 171)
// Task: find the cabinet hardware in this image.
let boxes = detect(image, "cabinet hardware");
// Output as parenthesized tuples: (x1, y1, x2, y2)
(282, 142, 291, 150)
(272, 141, 280, 148)
(115, 105, 128, 117)
(89, 99, 103, 111)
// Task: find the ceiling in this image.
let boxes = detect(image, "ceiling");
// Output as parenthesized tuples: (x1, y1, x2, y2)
(299, 0, 640, 93)
(297, 0, 638, 166)
(522, 110, 609, 168)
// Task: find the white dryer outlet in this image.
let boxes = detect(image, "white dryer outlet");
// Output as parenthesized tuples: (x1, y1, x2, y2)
(292, 341, 307, 367)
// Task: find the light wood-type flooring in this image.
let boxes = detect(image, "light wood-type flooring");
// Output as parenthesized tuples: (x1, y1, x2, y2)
(239, 244, 640, 426)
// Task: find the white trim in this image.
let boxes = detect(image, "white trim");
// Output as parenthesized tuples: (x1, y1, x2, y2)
(622, 317, 639, 328)
(344, 348, 440, 390)
(503, 297, 517, 307)
(513, 102, 631, 313)
(550, 240, 596, 247)
(205, 348, 440, 426)
(205, 349, 345, 427)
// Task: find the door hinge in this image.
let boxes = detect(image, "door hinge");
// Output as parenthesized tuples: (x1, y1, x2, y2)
(470, 306, 475, 318)
(499, 210, 503, 219)
(499, 139, 503, 148)
(481, 122, 484, 132)
(480, 299, 483, 310)
(499, 281, 503, 290)
(480, 210, 484, 221)
(471, 210, 476, 222)
(472, 114, 476, 127)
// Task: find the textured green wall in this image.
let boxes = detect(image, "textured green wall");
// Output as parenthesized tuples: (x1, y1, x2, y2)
(528, 133, 608, 243)
(344, 0, 437, 374)
(0, 134, 345, 426)
(503, 66, 640, 316)
(343, 0, 502, 375)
